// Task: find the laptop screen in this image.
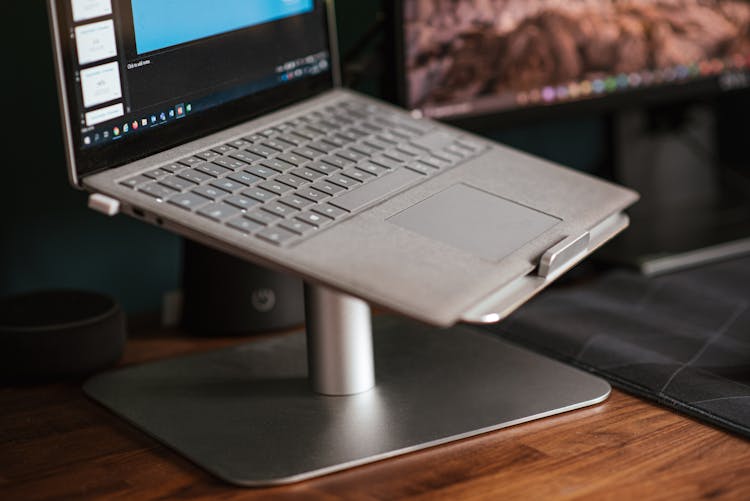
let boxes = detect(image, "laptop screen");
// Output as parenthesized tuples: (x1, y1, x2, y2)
(50, 0, 334, 179)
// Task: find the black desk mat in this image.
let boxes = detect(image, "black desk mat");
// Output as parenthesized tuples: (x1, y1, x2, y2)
(486, 256, 750, 438)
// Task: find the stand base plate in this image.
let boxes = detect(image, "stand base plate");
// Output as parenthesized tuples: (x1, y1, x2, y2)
(85, 317, 610, 486)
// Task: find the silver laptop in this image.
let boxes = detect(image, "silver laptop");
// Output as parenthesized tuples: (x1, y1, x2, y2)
(48, 0, 637, 327)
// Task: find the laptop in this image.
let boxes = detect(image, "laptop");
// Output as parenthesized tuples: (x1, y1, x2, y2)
(47, 0, 637, 327)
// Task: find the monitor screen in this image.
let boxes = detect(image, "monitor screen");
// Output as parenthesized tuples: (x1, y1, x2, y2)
(400, 0, 750, 120)
(50, 0, 332, 178)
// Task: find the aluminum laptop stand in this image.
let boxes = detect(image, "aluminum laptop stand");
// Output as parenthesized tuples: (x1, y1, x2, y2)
(85, 283, 610, 487)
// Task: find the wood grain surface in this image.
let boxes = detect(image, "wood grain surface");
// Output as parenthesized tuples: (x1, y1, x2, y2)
(2, 325, 749, 500)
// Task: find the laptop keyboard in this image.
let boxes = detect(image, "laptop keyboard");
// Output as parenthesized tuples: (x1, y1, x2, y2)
(119, 100, 486, 246)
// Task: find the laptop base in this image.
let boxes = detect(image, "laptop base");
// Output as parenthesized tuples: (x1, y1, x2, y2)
(85, 298, 610, 487)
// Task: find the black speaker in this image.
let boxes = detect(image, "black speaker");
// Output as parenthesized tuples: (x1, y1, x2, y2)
(180, 240, 305, 335)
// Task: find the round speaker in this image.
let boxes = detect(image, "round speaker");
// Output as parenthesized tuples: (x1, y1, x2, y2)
(0, 290, 126, 384)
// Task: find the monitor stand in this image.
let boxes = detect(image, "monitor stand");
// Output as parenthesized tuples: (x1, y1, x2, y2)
(84, 284, 610, 487)
(601, 104, 750, 275)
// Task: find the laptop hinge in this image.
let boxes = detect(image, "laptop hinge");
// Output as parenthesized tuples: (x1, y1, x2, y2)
(88, 193, 121, 216)
(538, 232, 591, 281)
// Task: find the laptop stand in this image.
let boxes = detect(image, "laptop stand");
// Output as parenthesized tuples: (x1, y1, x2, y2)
(84, 284, 610, 486)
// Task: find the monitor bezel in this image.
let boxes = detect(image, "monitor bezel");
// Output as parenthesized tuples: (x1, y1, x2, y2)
(391, 0, 750, 130)
(47, 0, 340, 187)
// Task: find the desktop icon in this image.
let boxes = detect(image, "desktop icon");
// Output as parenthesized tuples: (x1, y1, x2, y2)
(159, 112, 167, 121)
(150, 115, 157, 124)
(186, 104, 192, 113)
(123, 123, 129, 133)
(83, 136, 91, 145)
(132, 120, 139, 130)
(176, 104, 185, 117)
(142, 118, 148, 127)
(113, 127, 120, 136)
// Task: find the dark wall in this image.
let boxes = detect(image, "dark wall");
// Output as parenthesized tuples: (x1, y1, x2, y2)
(2, 1, 603, 313)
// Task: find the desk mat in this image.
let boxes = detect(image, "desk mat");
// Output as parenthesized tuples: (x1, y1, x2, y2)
(486, 256, 750, 438)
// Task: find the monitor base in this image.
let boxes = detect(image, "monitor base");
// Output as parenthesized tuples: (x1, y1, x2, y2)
(85, 315, 610, 487)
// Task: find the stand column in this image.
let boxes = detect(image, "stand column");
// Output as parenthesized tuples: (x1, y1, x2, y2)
(304, 284, 375, 396)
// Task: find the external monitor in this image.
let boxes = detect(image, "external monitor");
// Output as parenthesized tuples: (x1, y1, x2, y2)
(396, 0, 750, 123)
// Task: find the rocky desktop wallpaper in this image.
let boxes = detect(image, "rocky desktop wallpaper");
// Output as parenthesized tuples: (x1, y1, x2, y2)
(404, 0, 750, 110)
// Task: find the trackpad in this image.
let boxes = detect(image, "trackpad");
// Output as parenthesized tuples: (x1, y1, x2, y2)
(388, 184, 561, 262)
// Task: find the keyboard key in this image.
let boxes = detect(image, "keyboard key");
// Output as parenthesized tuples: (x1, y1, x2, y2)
(138, 182, 176, 200)
(244, 165, 279, 179)
(322, 135, 349, 148)
(290, 127, 320, 140)
(293, 147, 323, 160)
(168, 192, 211, 210)
(321, 156, 354, 169)
(274, 174, 308, 188)
(357, 162, 390, 176)
(279, 219, 317, 237)
(341, 168, 375, 183)
(161, 163, 185, 173)
(403, 161, 431, 175)
(159, 175, 195, 192)
(276, 153, 307, 166)
(210, 178, 244, 193)
(120, 175, 151, 189)
(227, 139, 250, 149)
(144, 168, 170, 179)
(212, 157, 248, 170)
(258, 180, 294, 195)
(178, 156, 203, 167)
(243, 133, 267, 143)
(307, 161, 340, 175)
(257, 226, 297, 246)
(228, 171, 263, 186)
(195, 150, 221, 161)
(198, 202, 242, 222)
(192, 185, 228, 201)
(396, 145, 422, 157)
(242, 187, 276, 203)
(278, 195, 314, 210)
(370, 157, 402, 170)
(329, 169, 421, 213)
(328, 174, 360, 188)
(363, 138, 390, 150)
(224, 195, 260, 210)
(381, 150, 411, 163)
(296, 211, 333, 227)
(291, 167, 325, 182)
(263, 202, 298, 218)
(307, 140, 338, 154)
(336, 149, 368, 163)
(350, 143, 379, 157)
(196, 163, 231, 178)
(262, 138, 294, 151)
(296, 187, 329, 202)
(261, 158, 295, 172)
(212, 144, 236, 155)
(246, 144, 277, 158)
(246, 209, 281, 226)
(276, 133, 304, 146)
(230, 150, 264, 164)
(178, 169, 213, 184)
(311, 180, 345, 196)
(312, 203, 347, 220)
(418, 155, 452, 169)
(226, 216, 264, 234)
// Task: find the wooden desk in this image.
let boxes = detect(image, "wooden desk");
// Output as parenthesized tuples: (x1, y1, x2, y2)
(2, 325, 750, 500)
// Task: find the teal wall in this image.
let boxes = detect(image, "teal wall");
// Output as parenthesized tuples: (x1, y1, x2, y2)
(3, 2, 604, 313)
